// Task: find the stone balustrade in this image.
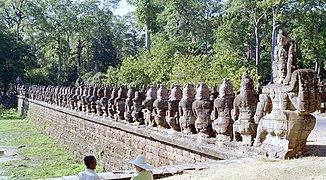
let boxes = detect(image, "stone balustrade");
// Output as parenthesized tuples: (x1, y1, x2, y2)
(16, 31, 322, 163)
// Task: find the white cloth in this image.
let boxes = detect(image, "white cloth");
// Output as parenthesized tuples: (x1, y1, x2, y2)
(78, 168, 100, 180)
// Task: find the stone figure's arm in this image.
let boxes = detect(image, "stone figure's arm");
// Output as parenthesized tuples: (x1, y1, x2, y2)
(192, 102, 197, 118)
(179, 105, 183, 117)
(283, 71, 299, 92)
(232, 106, 239, 121)
(210, 106, 218, 121)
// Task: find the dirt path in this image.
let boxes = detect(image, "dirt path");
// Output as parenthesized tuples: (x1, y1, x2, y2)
(161, 116, 326, 180)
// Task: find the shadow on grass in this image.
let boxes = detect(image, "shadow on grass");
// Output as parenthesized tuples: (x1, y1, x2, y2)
(0, 109, 25, 120)
(304, 145, 326, 157)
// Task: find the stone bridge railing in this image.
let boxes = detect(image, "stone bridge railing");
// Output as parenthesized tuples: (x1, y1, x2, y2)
(16, 31, 322, 171)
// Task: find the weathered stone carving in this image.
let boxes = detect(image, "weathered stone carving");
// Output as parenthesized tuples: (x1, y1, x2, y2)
(101, 86, 111, 117)
(179, 83, 196, 134)
(76, 85, 84, 111)
(125, 87, 135, 122)
(254, 94, 272, 125)
(114, 86, 127, 121)
(142, 85, 157, 126)
(192, 82, 213, 137)
(90, 86, 98, 114)
(210, 84, 218, 102)
(96, 87, 104, 116)
(54, 86, 60, 106)
(82, 86, 89, 112)
(166, 84, 182, 131)
(254, 31, 321, 158)
(232, 72, 258, 146)
(85, 86, 94, 113)
(108, 86, 118, 118)
(212, 79, 234, 142)
(132, 91, 145, 124)
(69, 87, 77, 110)
(153, 84, 168, 128)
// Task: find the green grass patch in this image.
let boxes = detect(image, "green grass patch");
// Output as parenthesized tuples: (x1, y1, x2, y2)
(0, 110, 85, 179)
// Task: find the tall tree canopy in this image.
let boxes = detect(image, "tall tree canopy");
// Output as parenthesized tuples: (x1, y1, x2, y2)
(0, 0, 324, 89)
(0, 24, 35, 94)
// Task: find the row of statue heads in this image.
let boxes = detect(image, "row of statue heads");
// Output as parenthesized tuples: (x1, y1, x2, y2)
(16, 30, 322, 158)
(18, 72, 261, 142)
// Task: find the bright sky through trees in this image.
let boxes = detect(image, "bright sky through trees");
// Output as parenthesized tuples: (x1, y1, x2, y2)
(113, 0, 135, 16)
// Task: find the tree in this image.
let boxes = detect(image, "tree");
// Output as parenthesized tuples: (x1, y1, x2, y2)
(0, 0, 28, 40)
(0, 25, 35, 94)
(223, 0, 269, 80)
(127, 0, 162, 50)
(291, 0, 326, 79)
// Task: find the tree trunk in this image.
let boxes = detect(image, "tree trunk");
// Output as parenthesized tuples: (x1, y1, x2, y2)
(77, 38, 83, 72)
(57, 33, 62, 85)
(255, 26, 261, 79)
(270, 8, 277, 83)
(67, 32, 71, 59)
(314, 47, 320, 77)
(87, 47, 90, 72)
(52, 55, 56, 75)
(16, 21, 21, 41)
(205, 12, 208, 54)
(145, 19, 150, 51)
(96, 28, 101, 72)
(254, 14, 267, 82)
(132, 30, 137, 55)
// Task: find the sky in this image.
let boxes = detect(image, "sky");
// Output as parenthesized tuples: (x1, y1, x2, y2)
(113, 0, 136, 16)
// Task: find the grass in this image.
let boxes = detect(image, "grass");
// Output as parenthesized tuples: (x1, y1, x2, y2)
(0, 109, 85, 179)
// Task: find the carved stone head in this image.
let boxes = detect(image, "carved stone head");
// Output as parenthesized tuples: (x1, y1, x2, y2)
(240, 72, 254, 94)
(195, 82, 210, 100)
(182, 83, 195, 100)
(157, 84, 168, 100)
(169, 84, 182, 101)
(219, 78, 234, 98)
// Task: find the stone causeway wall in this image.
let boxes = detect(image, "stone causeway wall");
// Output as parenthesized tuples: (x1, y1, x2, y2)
(17, 96, 246, 171)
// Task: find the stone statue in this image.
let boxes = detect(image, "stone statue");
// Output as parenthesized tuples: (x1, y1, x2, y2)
(76, 85, 82, 111)
(253, 31, 321, 158)
(74, 86, 81, 111)
(253, 94, 272, 125)
(212, 79, 234, 142)
(108, 86, 118, 119)
(90, 86, 98, 114)
(101, 86, 111, 117)
(192, 82, 214, 137)
(153, 84, 168, 128)
(69, 87, 77, 110)
(210, 84, 218, 102)
(63, 87, 70, 108)
(114, 86, 127, 121)
(81, 86, 89, 112)
(232, 72, 258, 146)
(179, 83, 196, 134)
(86, 86, 94, 113)
(273, 30, 290, 84)
(132, 91, 145, 124)
(142, 85, 157, 126)
(166, 84, 182, 131)
(96, 87, 104, 116)
(125, 87, 135, 122)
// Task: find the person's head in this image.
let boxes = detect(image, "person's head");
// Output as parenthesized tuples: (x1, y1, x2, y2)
(130, 154, 153, 172)
(84, 155, 97, 170)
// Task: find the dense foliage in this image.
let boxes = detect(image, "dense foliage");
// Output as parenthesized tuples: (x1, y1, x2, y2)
(0, 25, 35, 94)
(0, 0, 325, 92)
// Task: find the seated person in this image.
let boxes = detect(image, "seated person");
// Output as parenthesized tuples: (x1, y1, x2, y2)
(130, 154, 154, 180)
